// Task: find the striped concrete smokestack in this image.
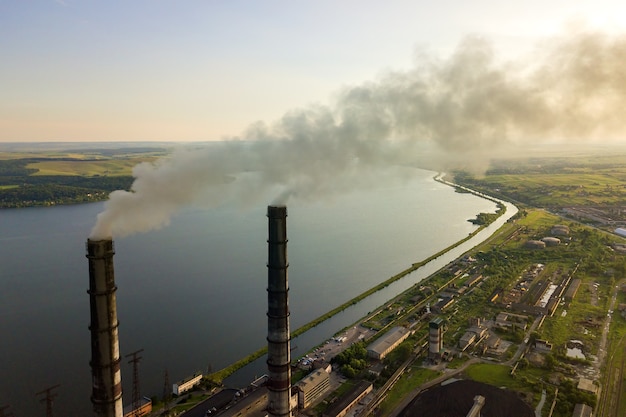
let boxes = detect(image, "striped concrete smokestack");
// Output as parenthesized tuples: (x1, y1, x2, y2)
(266, 206, 293, 417)
(86, 239, 123, 417)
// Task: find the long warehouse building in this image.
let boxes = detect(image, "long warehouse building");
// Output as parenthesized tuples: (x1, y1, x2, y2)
(366, 326, 411, 360)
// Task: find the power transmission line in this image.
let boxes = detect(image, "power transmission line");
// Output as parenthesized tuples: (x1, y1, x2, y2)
(126, 349, 144, 416)
(35, 384, 60, 417)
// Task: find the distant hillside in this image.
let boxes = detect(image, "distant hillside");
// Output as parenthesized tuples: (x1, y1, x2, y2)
(0, 146, 167, 208)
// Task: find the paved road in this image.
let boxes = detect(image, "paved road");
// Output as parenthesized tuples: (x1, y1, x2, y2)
(596, 284, 619, 370)
(597, 282, 622, 417)
(173, 388, 238, 417)
(506, 315, 543, 366)
(535, 389, 546, 417)
(299, 324, 375, 366)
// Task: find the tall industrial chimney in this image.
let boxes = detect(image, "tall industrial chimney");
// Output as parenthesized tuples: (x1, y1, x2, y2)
(429, 317, 444, 361)
(86, 239, 123, 417)
(266, 206, 293, 417)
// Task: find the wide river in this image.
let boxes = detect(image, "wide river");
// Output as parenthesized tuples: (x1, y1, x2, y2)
(0, 169, 514, 415)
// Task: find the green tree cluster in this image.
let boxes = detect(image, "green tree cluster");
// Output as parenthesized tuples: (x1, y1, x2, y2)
(0, 159, 38, 176)
(553, 379, 596, 417)
(0, 163, 133, 208)
(331, 342, 368, 378)
(379, 340, 413, 379)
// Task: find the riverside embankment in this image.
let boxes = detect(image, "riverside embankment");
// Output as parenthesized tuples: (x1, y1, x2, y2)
(217, 178, 518, 386)
(2, 167, 506, 416)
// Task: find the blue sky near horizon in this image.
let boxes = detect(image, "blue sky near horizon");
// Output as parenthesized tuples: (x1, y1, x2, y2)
(1, 0, 625, 143)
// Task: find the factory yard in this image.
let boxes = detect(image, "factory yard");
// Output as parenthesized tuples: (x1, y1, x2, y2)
(329, 165, 626, 417)
(377, 212, 626, 417)
(162, 206, 626, 417)
(313, 326, 374, 361)
(6, 136, 626, 416)
(302, 209, 626, 417)
(153, 204, 626, 417)
(162, 153, 626, 417)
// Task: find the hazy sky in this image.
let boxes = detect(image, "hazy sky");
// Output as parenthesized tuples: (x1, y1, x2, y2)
(1, 0, 625, 142)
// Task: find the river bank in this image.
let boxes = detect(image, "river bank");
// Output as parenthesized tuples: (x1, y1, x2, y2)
(0, 168, 505, 416)
(210, 177, 517, 384)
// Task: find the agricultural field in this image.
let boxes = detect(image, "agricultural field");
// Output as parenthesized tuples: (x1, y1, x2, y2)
(453, 153, 626, 219)
(26, 158, 155, 176)
(0, 144, 168, 208)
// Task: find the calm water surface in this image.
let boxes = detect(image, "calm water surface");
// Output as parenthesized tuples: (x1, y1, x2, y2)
(0, 169, 506, 415)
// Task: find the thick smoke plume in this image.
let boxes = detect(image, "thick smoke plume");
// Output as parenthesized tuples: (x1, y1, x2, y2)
(90, 31, 626, 239)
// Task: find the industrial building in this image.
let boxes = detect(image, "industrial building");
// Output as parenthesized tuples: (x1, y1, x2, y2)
(173, 373, 203, 396)
(458, 332, 476, 351)
(218, 387, 269, 417)
(431, 294, 455, 313)
(577, 378, 598, 395)
(534, 339, 553, 352)
(294, 369, 331, 409)
(366, 326, 411, 360)
(122, 397, 152, 417)
(429, 317, 444, 359)
(541, 237, 561, 246)
(464, 273, 483, 287)
(524, 240, 546, 249)
(564, 279, 582, 301)
(322, 381, 373, 417)
(551, 225, 570, 236)
(495, 312, 528, 330)
(572, 403, 593, 417)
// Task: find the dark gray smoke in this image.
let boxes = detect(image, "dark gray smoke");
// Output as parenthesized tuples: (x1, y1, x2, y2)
(90, 31, 626, 239)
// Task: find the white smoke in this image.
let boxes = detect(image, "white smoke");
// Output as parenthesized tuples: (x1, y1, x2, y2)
(90, 31, 626, 239)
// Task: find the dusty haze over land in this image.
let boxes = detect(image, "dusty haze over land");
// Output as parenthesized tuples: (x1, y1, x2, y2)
(90, 31, 626, 239)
